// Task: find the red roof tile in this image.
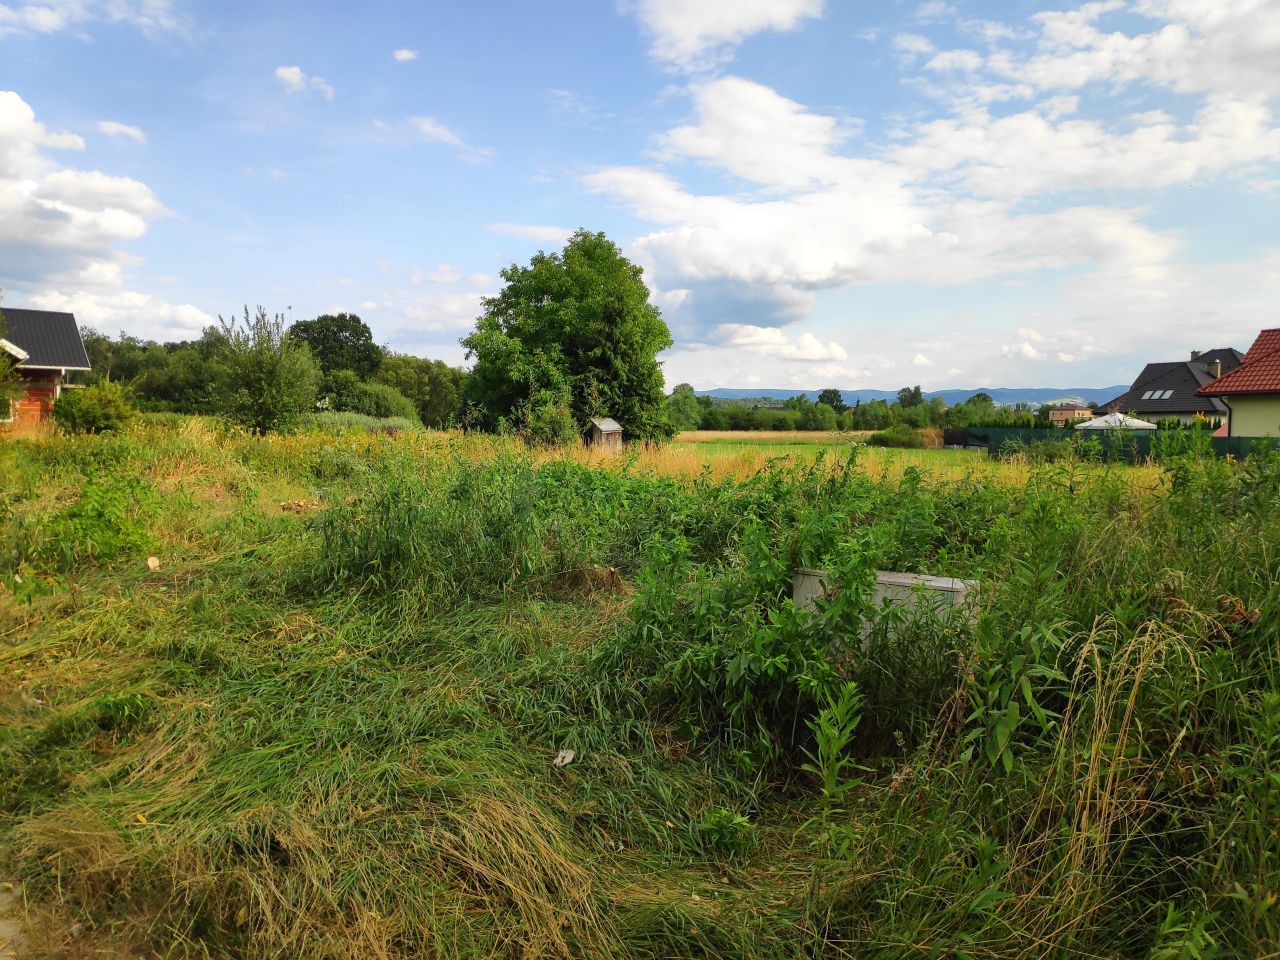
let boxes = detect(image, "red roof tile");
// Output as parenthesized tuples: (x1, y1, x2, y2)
(1199, 328, 1280, 396)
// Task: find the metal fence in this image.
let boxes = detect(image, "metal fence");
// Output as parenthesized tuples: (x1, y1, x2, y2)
(964, 427, 1270, 461)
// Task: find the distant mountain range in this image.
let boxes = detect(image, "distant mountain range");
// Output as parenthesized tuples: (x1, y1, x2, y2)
(697, 386, 1128, 407)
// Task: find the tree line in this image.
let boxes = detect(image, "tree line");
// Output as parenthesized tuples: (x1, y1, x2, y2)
(80, 311, 465, 431)
(666, 383, 1059, 433)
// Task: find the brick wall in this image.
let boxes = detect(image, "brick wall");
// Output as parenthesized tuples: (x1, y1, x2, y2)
(10, 370, 61, 422)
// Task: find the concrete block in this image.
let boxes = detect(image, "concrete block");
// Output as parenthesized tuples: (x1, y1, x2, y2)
(793, 567, 978, 625)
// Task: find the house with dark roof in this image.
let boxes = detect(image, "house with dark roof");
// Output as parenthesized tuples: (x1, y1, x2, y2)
(1104, 347, 1243, 426)
(1, 308, 92, 423)
(1198, 328, 1280, 437)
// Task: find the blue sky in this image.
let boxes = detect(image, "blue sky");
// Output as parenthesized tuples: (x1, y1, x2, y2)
(2, 0, 1278, 390)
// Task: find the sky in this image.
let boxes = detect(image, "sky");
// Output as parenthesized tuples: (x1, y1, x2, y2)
(2, 0, 1278, 391)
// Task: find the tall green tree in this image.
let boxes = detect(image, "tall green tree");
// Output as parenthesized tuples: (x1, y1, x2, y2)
(461, 230, 674, 442)
(289, 312, 383, 379)
(218, 306, 319, 433)
(817, 388, 848, 413)
(666, 383, 703, 431)
(897, 385, 925, 408)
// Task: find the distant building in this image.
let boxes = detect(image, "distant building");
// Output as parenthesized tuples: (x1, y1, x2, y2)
(1, 308, 92, 424)
(1104, 347, 1243, 425)
(1198, 328, 1280, 437)
(1048, 403, 1095, 428)
(587, 416, 623, 452)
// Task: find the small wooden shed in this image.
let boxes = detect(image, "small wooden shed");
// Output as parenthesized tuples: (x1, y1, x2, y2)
(588, 417, 623, 453)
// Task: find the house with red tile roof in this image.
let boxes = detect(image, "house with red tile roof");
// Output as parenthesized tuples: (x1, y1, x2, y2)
(1198, 328, 1280, 437)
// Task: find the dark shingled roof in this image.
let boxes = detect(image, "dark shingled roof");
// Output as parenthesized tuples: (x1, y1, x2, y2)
(1105, 356, 1240, 417)
(1, 308, 91, 370)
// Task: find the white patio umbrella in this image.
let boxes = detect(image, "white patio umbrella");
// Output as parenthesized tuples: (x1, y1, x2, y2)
(1074, 412, 1158, 431)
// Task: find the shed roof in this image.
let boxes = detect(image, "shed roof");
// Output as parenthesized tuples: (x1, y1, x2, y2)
(589, 417, 622, 433)
(1198, 328, 1280, 396)
(1, 308, 91, 370)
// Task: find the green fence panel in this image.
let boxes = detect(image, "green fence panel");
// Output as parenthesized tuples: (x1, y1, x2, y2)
(964, 428, 1273, 461)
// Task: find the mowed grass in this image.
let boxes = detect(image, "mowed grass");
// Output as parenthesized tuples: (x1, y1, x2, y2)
(0, 419, 1276, 959)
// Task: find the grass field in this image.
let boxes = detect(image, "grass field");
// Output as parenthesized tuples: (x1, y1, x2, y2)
(1, 420, 1276, 958)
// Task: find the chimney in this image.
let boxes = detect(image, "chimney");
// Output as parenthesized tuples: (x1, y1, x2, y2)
(1190, 350, 1201, 361)
(1209, 359, 1222, 379)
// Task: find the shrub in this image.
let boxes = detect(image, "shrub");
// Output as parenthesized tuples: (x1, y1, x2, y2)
(521, 388, 579, 447)
(319, 370, 419, 421)
(866, 423, 925, 448)
(218, 306, 319, 433)
(51, 381, 135, 434)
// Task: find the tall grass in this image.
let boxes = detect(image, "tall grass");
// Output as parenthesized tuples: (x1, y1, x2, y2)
(1, 421, 1276, 958)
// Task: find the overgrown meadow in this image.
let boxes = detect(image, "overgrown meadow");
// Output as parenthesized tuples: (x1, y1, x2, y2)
(1, 421, 1277, 959)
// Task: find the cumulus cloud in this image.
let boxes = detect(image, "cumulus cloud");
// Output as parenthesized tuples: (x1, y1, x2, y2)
(587, 0, 1280, 365)
(392, 48, 418, 61)
(976, 0, 1280, 101)
(30, 289, 212, 339)
(275, 65, 335, 101)
(714, 323, 847, 360)
(626, 0, 824, 71)
(97, 120, 146, 143)
(0, 91, 207, 338)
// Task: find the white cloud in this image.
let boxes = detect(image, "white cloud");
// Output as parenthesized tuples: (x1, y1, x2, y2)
(0, 91, 203, 341)
(977, 0, 1280, 100)
(0, 0, 184, 38)
(336, 275, 355, 287)
(926, 49, 983, 72)
(410, 116, 493, 162)
(913, 353, 933, 366)
(400, 291, 488, 333)
(410, 115, 463, 147)
(30, 289, 213, 339)
(714, 323, 847, 361)
(485, 222, 573, 246)
(894, 97, 1280, 200)
(1001, 341, 1043, 360)
(915, 1, 954, 20)
(275, 65, 335, 101)
(97, 120, 146, 143)
(392, 48, 418, 62)
(588, 0, 1280, 351)
(892, 32, 936, 56)
(626, 0, 824, 71)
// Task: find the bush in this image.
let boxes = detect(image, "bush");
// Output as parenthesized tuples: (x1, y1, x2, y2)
(866, 424, 925, 448)
(218, 306, 319, 433)
(51, 381, 135, 434)
(521, 388, 579, 447)
(319, 371, 419, 421)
